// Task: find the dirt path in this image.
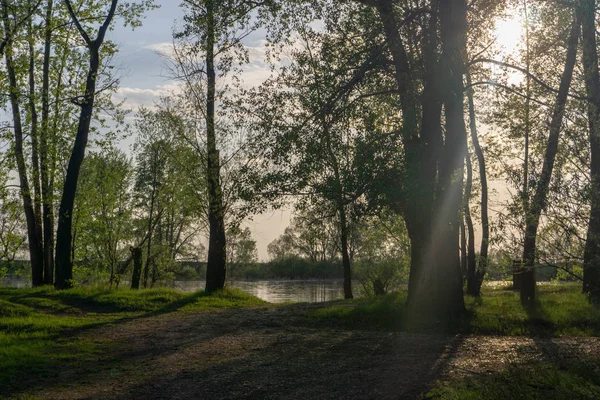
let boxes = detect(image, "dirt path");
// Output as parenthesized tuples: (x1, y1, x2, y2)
(15, 305, 600, 399)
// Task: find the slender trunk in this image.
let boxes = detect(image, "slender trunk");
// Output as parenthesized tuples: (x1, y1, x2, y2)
(27, 9, 45, 283)
(41, 0, 54, 285)
(464, 153, 478, 295)
(55, 48, 99, 289)
(520, 15, 579, 305)
(143, 160, 157, 288)
(581, 0, 600, 303)
(466, 71, 489, 292)
(517, 0, 532, 291)
(204, 0, 227, 292)
(55, 0, 117, 289)
(460, 218, 467, 279)
(2, 2, 44, 286)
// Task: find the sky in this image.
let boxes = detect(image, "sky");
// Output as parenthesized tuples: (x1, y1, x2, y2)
(106, 0, 292, 261)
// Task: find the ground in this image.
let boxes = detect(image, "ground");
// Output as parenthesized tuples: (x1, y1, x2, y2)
(2, 289, 599, 400)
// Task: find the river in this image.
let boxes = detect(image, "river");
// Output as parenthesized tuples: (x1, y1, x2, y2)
(1, 278, 355, 303)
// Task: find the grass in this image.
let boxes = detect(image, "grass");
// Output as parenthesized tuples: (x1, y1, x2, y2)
(426, 359, 600, 399)
(307, 283, 600, 336)
(1, 283, 599, 398)
(0, 286, 264, 395)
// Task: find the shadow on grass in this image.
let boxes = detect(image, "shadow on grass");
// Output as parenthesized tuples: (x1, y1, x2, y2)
(0, 288, 261, 398)
(427, 357, 600, 399)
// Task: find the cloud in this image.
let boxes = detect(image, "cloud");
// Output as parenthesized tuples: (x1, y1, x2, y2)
(113, 82, 183, 110)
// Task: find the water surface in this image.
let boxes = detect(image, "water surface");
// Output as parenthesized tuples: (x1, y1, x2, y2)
(176, 279, 350, 303)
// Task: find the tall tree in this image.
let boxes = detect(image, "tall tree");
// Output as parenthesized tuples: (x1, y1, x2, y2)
(54, 0, 119, 289)
(580, 0, 600, 303)
(1, 0, 45, 286)
(174, 0, 275, 292)
(520, 12, 580, 304)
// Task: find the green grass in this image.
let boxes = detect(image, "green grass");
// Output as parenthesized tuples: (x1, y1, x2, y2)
(0, 286, 264, 395)
(308, 283, 600, 336)
(426, 359, 600, 399)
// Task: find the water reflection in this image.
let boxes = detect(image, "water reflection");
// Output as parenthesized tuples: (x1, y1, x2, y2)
(176, 280, 350, 303)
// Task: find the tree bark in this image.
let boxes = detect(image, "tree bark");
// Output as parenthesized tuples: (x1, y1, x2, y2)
(204, 0, 227, 292)
(130, 247, 143, 289)
(460, 218, 467, 279)
(2, 1, 44, 287)
(580, 0, 600, 303)
(55, 0, 118, 289)
(27, 8, 45, 284)
(520, 15, 579, 305)
(433, 0, 467, 314)
(466, 71, 489, 294)
(41, 0, 55, 285)
(464, 153, 478, 295)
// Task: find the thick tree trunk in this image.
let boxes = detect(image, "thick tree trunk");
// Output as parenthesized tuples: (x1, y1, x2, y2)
(2, 22, 44, 287)
(466, 71, 489, 293)
(204, 0, 227, 293)
(427, 0, 467, 315)
(464, 153, 478, 295)
(377, 0, 435, 308)
(41, 0, 55, 285)
(581, 0, 600, 303)
(520, 15, 579, 305)
(376, 0, 465, 315)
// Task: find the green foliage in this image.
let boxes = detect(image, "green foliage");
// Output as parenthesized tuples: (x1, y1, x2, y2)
(353, 212, 410, 296)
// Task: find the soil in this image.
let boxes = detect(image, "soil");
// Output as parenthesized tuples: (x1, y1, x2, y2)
(12, 303, 600, 400)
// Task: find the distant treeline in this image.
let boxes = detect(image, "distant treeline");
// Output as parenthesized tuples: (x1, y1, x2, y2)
(176, 258, 343, 281)
(1, 258, 343, 283)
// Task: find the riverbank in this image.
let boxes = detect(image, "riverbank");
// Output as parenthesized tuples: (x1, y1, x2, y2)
(1, 284, 599, 399)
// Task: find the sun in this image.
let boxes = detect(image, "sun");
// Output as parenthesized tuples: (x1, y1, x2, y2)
(494, 14, 524, 58)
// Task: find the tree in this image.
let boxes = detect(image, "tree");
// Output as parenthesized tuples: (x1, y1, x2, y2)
(519, 11, 579, 305)
(72, 149, 132, 284)
(133, 107, 206, 288)
(580, 0, 600, 303)
(227, 226, 257, 279)
(55, 0, 156, 289)
(54, 0, 119, 289)
(172, 0, 276, 292)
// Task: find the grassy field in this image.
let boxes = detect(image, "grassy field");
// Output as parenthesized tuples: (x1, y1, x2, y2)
(309, 283, 600, 336)
(0, 283, 598, 399)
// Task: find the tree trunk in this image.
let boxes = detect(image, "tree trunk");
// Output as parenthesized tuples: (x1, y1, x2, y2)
(130, 247, 143, 290)
(428, 0, 467, 315)
(41, 0, 55, 285)
(204, 0, 227, 293)
(338, 202, 353, 299)
(520, 15, 579, 305)
(55, 0, 117, 289)
(464, 153, 478, 296)
(27, 9, 45, 284)
(460, 218, 467, 279)
(466, 71, 489, 294)
(580, 0, 600, 303)
(2, 2, 44, 287)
